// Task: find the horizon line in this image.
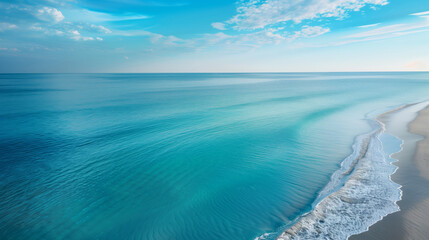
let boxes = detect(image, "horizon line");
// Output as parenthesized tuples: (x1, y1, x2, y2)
(1, 71, 429, 74)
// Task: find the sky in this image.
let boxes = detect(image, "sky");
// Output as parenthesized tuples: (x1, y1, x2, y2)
(0, 0, 429, 72)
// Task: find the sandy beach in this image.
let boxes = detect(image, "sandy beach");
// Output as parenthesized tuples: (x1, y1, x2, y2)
(410, 106, 429, 182)
(351, 103, 429, 240)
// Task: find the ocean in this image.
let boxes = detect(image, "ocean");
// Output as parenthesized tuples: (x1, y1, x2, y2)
(1, 73, 429, 240)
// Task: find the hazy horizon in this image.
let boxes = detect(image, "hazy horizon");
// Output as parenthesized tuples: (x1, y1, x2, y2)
(2, 71, 429, 74)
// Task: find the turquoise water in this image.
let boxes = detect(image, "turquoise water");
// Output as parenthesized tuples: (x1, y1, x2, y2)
(1, 73, 429, 240)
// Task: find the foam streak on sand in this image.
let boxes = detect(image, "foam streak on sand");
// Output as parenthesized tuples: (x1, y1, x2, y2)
(277, 113, 404, 239)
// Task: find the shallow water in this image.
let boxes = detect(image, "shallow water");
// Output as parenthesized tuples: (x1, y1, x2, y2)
(1, 73, 429, 240)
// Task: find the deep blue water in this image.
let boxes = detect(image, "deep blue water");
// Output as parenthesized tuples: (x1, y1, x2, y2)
(1, 73, 429, 240)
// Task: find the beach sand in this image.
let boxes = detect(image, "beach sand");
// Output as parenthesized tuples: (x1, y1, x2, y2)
(410, 106, 429, 182)
(351, 104, 429, 240)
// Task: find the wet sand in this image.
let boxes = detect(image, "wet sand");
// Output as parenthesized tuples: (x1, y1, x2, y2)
(410, 106, 429, 182)
(351, 103, 429, 240)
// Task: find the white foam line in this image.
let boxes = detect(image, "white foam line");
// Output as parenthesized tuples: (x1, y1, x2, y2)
(255, 102, 429, 240)
(254, 101, 429, 240)
(276, 123, 401, 239)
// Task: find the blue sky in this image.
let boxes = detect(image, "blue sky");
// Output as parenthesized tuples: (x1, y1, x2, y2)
(0, 0, 429, 72)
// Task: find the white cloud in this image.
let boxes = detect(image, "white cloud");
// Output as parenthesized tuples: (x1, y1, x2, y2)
(411, 11, 429, 16)
(96, 37, 103, 41)
(203, 32, 232, 45)
(358, 23, 380, 28)
(346, 16, 429, 39)
(64, 9, 149, 23)
(347, 23, 407, 38)
(265, 31, 285, 42)
(334, 15, 429, 45)
(70, 30, 94, 41)
(0, 22, 18, 32)
(228, 0, 388, 30)
(36, 7, 65, 23)
(29, 25, 43, 31)
(292, 26, 330, 39)
(199, 29, 288, 49)
(211, 22, 227, 30)
(81, 36, 94, 41)
(91, 24, 112, 34)
(113, 30, 187, 47)
(151, 35, 184, 46)
(198, 24, 330, 51)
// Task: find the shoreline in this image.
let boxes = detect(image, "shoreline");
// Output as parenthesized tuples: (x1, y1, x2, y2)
(351, 102, 429, 240)
(272, 101, 429, 240)
(274, 106, 407, 239)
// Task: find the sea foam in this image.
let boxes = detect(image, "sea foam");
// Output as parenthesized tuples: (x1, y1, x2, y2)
(274, 119, 403, 240)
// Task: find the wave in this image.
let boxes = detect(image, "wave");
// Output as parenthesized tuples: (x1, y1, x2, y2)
(257, 115, 403, 240)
